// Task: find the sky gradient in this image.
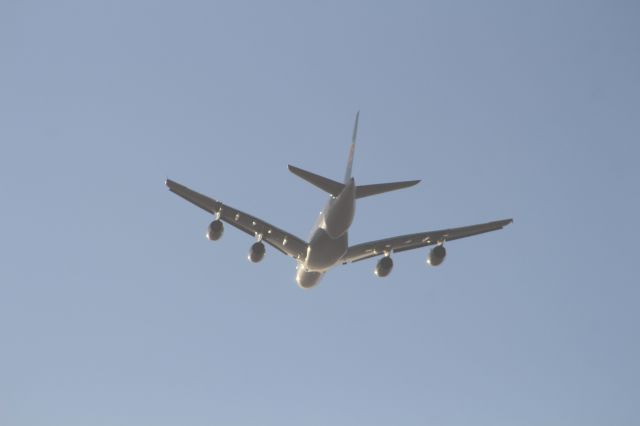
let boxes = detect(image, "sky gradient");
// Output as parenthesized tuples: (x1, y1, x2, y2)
(1, 1, 639, 425)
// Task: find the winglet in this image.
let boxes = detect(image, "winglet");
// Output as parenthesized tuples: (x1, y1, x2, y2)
(344, 111, 359, 183)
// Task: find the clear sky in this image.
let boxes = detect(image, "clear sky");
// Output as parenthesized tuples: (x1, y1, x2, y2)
(1, 1, 639, 425)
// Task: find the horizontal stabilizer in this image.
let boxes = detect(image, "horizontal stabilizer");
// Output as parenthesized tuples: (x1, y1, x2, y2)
(288, 165, 345, 197)
(355, 180, 421, 199)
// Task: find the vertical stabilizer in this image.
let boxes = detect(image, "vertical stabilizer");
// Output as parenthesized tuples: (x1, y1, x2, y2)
(344, 111, 359, 183)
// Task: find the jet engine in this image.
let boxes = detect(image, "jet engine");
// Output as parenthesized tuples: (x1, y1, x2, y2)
(206, 219, 224, 241)
(427, 245, 446, 266)
(248, 241, 266, 263)
(375, 256, 393, 277)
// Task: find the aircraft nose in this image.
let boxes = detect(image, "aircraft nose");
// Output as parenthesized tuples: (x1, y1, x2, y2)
(296, 269, 322, 289)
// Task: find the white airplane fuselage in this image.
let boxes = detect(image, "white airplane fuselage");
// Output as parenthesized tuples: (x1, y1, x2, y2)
(296, 178, 356, 288)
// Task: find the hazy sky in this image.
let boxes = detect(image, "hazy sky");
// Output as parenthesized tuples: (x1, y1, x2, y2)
(1, 1, 639, 425)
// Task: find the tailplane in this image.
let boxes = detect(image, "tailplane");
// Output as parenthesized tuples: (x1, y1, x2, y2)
(355, 180, 420, 198)
(288, 111, 420, 198)
(288, 165, 344, 197)
(288, 164, 420, 199)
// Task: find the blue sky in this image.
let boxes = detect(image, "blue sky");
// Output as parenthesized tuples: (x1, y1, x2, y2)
(1, 1, 639, 425)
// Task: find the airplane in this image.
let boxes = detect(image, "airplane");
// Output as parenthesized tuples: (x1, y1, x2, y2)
(166, 112, 512, 289)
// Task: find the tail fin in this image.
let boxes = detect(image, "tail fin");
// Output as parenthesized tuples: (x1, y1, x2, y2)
(344, 111, 359, 183)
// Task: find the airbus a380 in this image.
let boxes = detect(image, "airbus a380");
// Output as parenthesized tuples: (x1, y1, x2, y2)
(166, 113, 512, 289)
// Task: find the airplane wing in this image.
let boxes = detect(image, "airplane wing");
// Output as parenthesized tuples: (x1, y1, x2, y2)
(341, 219, 513, 264)
(166, 179, 308, 260)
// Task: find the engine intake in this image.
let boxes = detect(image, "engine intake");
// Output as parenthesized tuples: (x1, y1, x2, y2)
(248, 241, 266, 263)
(375, 256, 393, 277)
(206, 220, 224, 241)
(427, 245, 446, 266)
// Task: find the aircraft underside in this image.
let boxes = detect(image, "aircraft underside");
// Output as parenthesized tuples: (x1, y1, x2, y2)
(305, 228, 348, 271)
(296, 267, 324, 289)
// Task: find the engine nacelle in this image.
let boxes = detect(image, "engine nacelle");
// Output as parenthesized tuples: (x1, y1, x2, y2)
(206, 220, 224, 241)
(427, 245, 446, 266)
(375, 256, 393, 277)
(248, 241, 266, 263)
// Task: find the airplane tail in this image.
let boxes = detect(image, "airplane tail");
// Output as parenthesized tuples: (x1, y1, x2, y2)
(289, 111, 419, 198)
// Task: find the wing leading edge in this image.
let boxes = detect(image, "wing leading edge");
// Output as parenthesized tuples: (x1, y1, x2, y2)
(341, 218, 513, 264)
(165, 179, 308, 260)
